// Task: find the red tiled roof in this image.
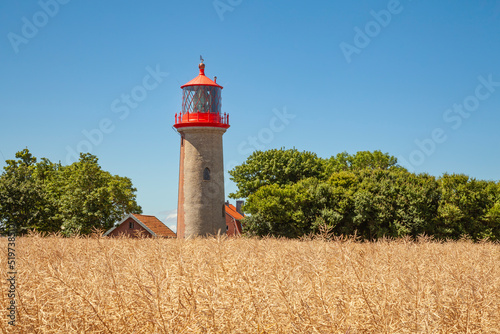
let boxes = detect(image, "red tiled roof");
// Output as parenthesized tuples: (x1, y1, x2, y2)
(132, 214, 176, 238)
(225, 204, 244, 220)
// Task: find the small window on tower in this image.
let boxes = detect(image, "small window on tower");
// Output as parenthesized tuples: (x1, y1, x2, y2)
(203, 167, 210, 180)
(129, 221, 134, 229)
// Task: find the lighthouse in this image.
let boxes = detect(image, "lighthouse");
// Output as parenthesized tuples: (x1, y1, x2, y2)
(174, 58, 230, 238)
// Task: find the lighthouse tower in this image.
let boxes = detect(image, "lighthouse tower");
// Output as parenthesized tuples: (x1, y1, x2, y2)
(173, 58, 230, 238)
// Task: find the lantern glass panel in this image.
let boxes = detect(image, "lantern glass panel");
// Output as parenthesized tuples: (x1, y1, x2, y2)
(182, 86, 221, 115)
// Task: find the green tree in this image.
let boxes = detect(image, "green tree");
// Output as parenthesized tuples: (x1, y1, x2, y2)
(229, 148, 324, 199)
(242, 183, 310, 237)
(242, 178, 343, 238)
(0, 149, 58, 234)
(483, 181, 500, 239)
(231, 148, 499, 240)
(243, 175, 355, 238)
(435, 174, 494, 240)
(241, 168, 441, 239)
(484, 201, 500, 239)
(0, 150, 142, 235)
(322, 150, 401, 177)
(54, 153, 142, 235)
(349, 169, 440, 239)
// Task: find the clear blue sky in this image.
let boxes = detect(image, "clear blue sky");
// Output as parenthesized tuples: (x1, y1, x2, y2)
(1, 0, 500, 231)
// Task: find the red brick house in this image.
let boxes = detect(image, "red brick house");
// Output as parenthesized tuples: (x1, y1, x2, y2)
(225, 201, 244, 236)
(104, 213, 176, 238)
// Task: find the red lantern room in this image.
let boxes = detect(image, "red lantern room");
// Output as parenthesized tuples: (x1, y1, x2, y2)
(173, 58, 230, 129)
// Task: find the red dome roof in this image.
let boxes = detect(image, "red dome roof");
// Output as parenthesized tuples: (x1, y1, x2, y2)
(180, 62, 223, 89)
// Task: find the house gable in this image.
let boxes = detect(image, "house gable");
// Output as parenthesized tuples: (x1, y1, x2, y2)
(104, 213, 176, 238)
(104, 215, 153, 237)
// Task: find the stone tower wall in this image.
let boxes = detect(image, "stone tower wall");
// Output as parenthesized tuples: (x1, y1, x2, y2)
(177, 126, 227, 238)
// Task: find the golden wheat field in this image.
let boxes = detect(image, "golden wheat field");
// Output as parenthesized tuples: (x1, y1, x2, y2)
(1, 234, 499, 333)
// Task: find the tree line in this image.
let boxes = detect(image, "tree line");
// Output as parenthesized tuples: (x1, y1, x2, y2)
(0, 149, 142, 235)
(229, 148, 500, 240)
